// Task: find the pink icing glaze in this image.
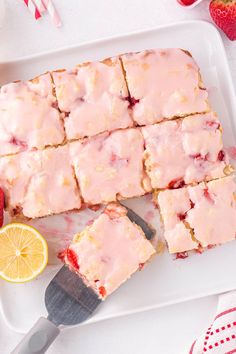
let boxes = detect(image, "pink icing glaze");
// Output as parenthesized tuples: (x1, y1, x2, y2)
(142, 112, 228, 188)
(187, 176, 236, 247)
(69, 128, 150, 204)
(0, 145, 81, 218)
(157, 176, 236, 253)
(52, 58, 133, 139)
(0, 73, 65, 156)
(63, 203, 156, 298)
(121, 49, 209, 125)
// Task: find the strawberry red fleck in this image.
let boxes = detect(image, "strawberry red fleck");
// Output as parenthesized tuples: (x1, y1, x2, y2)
(66, 248, 79, 271)
(177, 212, 187, 221)
(190, 199, 195, 209)
(110, 152, 117, 163)
(52, 101, 59, 109)
(204, 188, 215, 204)
(9, 136, 28, 149)
(207, 244, 216, 250)
(57, 249, 67, 262)
(124, 96, 140, 109)
(218, 150, 225, 161)
(168, 178, 185, 189)
(190, 153, 201, 159)
(205, 120, 220, 130)
(110, 152, 129, 168)
(190, 153, 208, 161)
(99, 286, 106, 298)
(129, 97, 140, 108)
(88, 204, 101, 212)
(176, 252, 188, 259)
(0, 188, 4, 227)
(12, 205, 23, 216)
(104, 204, 126, 219)
(195, 245, 204, 254)
(139, 262, 145, 270)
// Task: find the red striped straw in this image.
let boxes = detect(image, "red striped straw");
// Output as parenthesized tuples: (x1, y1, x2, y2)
(33, 0, 47, 13)
(23, 0, 41, 20)
(42, 0, 62, 27)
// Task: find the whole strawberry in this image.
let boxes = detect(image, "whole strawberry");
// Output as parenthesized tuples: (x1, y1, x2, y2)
(0, 188, 4, 227)
(209, 0, 236, 41)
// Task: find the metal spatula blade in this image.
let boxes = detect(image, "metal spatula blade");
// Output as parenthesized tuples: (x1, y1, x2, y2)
(125, 205, 155, 240)
(46, 265, 101, 326)
(12, 207, 155, 354)
(11, 266, 102, 354)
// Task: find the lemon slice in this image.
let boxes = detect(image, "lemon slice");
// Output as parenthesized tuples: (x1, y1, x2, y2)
(0, 223, 48, 283)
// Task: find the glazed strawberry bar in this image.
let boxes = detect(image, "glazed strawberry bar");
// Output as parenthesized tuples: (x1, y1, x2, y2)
(155, 176, 236, 254)
(0, 145, 81, 218)
(60, 203, 156, 299)
(142, 112, 231, 189)
(0, 73, 65, 156)
(69, 128, 151, 205)
(52, 58, 133, 140)
(121, 49, 209, 126)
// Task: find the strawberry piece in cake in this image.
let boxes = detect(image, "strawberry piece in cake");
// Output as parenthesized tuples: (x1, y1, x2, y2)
(121, 49, 209, 126)
(155, 176, 236, 254)
(0, 73, 65, 156)
(0, 145, 81, 218)
(52, 57, 133, 140)
(60, 203, 156, 299)
(69, 128, 151, 205)
(142, 112, 231, 189)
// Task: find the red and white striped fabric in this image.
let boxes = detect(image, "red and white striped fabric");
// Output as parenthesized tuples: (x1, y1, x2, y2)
(190, 292, 236, 353)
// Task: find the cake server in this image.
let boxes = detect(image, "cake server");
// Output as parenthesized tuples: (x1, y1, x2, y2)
(12, 207, 155, 354)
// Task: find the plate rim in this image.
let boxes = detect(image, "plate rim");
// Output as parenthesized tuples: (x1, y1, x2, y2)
(0, 20, 230, 65)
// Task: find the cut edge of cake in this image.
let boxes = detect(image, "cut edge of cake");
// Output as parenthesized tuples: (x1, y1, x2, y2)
(59, 202, 156, 299)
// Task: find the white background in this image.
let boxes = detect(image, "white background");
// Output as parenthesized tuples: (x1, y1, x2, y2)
(0, 0, 236, 353)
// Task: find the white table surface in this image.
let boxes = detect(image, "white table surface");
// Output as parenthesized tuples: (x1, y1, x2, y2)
(0, 1, 235, 353)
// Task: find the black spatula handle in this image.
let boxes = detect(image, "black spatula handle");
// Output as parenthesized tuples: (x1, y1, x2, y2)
(11, 317, 60, 354)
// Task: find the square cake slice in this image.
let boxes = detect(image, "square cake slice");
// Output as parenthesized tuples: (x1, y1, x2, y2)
(155, 176, 236, 254)
(69, 128, 151, 205)
(52, 57, 133, 140)
(0, 73, 65, 156)
(121, 49, 209, 126)
(60, 203, 156, 299)
(0, 145, 81, 218)
(142, 112, 231, 189)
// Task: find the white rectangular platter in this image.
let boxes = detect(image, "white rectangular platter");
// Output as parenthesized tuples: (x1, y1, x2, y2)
(1, 20, 236, 334)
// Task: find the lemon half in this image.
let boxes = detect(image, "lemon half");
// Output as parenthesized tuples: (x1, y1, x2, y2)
(0, 223, 48, 283)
